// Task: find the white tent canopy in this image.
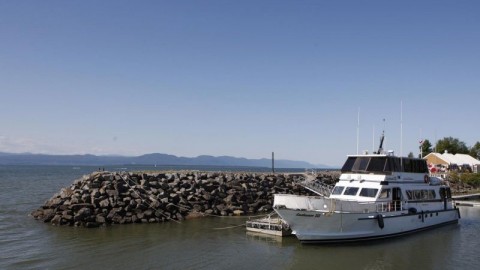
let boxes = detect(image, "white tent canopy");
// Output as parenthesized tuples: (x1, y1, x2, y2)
(425, 152, 480, 167)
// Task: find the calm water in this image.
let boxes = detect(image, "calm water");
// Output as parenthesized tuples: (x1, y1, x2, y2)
(1, 165, 479, 270)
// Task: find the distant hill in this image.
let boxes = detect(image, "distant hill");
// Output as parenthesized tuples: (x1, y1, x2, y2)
(0, 152, 326, 168)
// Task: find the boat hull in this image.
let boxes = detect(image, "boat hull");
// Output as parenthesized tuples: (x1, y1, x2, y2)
(275, 208, 460, 243)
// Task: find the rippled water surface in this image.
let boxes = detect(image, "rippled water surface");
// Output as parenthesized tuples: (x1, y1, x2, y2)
(1, 165, 479, 269)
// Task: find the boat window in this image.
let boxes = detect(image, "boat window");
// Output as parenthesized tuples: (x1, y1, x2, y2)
(341, 156, 429, 174)
(384, 158, 392, 172)
(439, 188, 445, 199)
(401, 157, 431, 173)
(403, 158, 412, 172)
(366, 157, 387, 172)
(387, 157, 402, 172)
(341, 157, 356, 172)
(331, 186, 345, 195)
(378, 189, 390, 199)
(359, 188, 379, 198)
(385, 157, 429, 173)
(352, 157, 369, 171)
(344, 187, 359, 196)
(421, 161, 428, 172)
(393, 187, 402, 201)
(412, 159, 429, 173)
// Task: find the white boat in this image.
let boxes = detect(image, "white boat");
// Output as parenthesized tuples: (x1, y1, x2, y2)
(273, 137, 460, 244)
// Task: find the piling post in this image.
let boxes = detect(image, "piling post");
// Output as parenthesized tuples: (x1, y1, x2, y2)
(272, 152, 275, 174)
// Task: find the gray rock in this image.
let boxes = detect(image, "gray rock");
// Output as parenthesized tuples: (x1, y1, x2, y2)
(144, 209, 153, 217)
(106, 189, 119, 197)
(131, 215, 139, 223)
(154, 210, 164, 218)
(85, 222, 100, 228)
(99, 199, 110, 208)
(51, 215, 62, 225)
(96, 215, 106, 224)
(74, 207, 92, 222)
(31, 209, 44, 219)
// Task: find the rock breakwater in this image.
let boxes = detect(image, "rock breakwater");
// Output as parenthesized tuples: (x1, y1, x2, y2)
(31, 171, 339, 228)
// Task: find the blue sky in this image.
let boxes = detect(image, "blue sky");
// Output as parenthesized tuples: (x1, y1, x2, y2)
(1, 1, 479, 166)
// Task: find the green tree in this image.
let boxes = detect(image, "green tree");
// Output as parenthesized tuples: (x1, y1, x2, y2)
(408, 152, 414, 158)
(470, 141, 480, 159)
(435, 137, 469, 154)
(460, 173, 480, 188)
(420, 139, 432, 156)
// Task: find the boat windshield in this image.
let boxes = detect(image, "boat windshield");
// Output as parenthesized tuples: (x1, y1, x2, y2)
(341, 156, 428, 174)
(344, 187, 359, 196)
(332, 186, 345, 195)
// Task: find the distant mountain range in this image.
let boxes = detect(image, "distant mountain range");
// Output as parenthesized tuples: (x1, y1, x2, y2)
(0, 152, 326, 168)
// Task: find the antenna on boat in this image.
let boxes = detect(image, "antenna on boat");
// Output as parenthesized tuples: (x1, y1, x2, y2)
(376, 130, 385, 154)
(400, 101, 403, 170)
(419, 128, 423, 158)
(356, 108, 360, 155)
(372, 125, 375, 153)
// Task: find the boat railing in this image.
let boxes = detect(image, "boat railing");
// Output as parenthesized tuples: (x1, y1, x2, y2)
(274, 194, 404, 213)
(335, 200, 403, 213)
(294, 175, 334, 197)
(374, 201, 403, 212)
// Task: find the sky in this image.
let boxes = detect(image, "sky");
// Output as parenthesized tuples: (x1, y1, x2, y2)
(1, 1, 479, 167)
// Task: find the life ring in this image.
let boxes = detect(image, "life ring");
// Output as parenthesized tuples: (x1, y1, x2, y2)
(424, 175, 430, 183)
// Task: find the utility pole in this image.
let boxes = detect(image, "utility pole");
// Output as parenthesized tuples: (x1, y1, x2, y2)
(272, 152, 275, 174)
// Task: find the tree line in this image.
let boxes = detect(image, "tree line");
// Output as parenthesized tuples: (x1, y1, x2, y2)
(420, 137, 480, 159)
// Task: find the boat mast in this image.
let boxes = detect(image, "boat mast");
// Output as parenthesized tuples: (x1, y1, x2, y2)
(376, 131, 385, 154)
(400, 101, 403, 169)
(372, 125, 375, 153)
(356, 108, 360, 155)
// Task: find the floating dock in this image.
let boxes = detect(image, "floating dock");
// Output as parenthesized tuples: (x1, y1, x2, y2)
(455, 201, 480, 207)
(453, 193, 480, 200)
(453, 193, 480, 207)
(246, 215, 291, 237)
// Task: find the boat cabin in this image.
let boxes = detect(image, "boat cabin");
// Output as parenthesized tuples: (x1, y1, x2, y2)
(329, 154, 453, 211)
